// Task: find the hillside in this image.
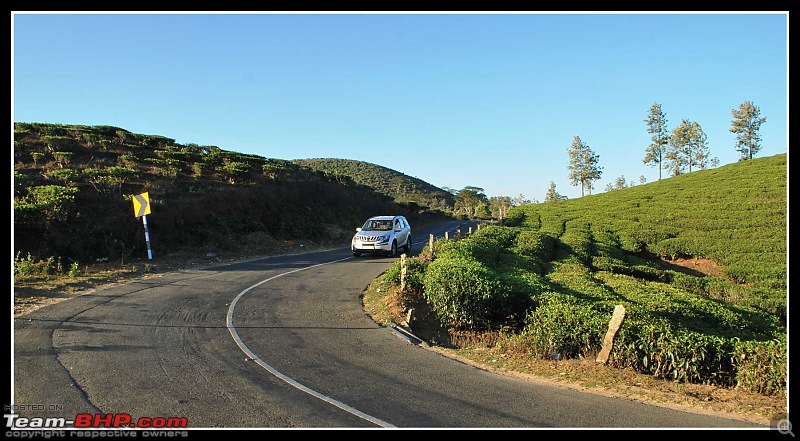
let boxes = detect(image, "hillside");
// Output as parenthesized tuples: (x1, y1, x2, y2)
(13, 122, 453, 265)
(508, 153, 788, 316)
(367, 153, 787, 412)
(293, 158, 455, 212)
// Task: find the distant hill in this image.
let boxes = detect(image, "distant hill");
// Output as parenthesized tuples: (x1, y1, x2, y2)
(293, 158, 455, 212)
(13, 122, 453, 263)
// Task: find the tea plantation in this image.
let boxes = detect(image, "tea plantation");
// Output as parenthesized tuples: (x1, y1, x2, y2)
(385, 153, 787, 396)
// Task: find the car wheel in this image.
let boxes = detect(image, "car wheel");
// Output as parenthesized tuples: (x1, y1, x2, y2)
(404, 235, 412, 253)
(388, 241, 397, 257)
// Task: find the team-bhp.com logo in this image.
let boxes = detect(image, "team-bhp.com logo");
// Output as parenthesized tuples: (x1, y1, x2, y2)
(5, 413, 188, 429)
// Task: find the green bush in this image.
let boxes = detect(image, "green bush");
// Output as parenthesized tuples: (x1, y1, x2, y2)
(515, 230, 558, 262)
(520, 294, 606, 359)
(423, 255, 502, 329)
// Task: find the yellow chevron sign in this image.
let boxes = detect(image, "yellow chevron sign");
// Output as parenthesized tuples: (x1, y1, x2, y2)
(132, 192, 151, 218)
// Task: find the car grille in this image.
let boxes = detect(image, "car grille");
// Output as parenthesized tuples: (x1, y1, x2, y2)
(359, 235, 382, 242)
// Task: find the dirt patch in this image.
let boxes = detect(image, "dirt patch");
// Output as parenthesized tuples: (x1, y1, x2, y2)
(650, 255, 726, 278)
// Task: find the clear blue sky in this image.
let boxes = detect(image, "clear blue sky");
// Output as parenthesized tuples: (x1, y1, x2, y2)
(12, 12, 788, 201)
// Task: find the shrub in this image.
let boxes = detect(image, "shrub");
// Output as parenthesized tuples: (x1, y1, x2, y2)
(520, 293, 606, 359)
(515, 229, 558, 262)
(423, 255, 502, 329)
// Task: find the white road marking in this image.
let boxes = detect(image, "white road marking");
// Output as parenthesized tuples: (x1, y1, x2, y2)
(225, 255, 396, 428)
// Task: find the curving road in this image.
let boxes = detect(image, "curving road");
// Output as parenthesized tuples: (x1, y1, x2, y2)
(12, 220, 767, 430)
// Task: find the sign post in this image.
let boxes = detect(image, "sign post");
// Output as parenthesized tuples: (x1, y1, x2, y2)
(132, 192, 153, 260)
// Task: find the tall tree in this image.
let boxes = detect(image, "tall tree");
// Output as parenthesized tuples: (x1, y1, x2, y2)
(544, 181, 567, 202)
(454, 186, 488, 219)
(643, 102, 669, 181)
(566, 136, 603, 197)
(665, 119, 710, 176)
(730, 100, 767, 161)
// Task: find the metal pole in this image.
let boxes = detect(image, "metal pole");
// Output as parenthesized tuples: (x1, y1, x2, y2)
(142, 215, 153, 260)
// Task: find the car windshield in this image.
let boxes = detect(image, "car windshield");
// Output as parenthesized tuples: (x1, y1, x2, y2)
(363, 219, 393, 231)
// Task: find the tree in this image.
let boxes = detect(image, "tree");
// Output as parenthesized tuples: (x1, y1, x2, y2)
(566, 136, 603, 197)
(544, 181, 567, 202)
(512, 193, 533, 206)
(664, 119, 710, 176)
(605, 175, 629, 192)
(643, 102, 669, 181)
(730, 100, 767, 161)
(474, 203, 492, 220)
(454, 186, 488, 219)
(489, 196, 513, 221)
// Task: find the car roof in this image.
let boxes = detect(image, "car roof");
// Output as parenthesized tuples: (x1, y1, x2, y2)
(368, 215, 400, 220)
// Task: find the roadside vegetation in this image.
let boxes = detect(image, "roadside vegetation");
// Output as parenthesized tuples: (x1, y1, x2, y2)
(366, 153, 787, 422)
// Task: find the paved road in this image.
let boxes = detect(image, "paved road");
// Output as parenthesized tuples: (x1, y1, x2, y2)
(12, 220, 766, 429)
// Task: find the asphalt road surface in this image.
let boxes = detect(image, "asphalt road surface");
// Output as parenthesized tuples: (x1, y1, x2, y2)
(12, 220, 768, 430)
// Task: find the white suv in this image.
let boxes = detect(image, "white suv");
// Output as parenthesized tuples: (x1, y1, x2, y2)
(351, 215, 412, 257)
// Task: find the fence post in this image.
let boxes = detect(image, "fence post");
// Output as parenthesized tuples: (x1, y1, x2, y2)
(429, 234, 434, 258)
(400, 253, 407, 293)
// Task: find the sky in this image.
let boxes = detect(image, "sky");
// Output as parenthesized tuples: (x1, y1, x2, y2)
(11, 11, 789, 201)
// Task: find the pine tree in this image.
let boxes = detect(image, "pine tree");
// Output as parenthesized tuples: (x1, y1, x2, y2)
(566, 136, 602, 197)
(544, 181, 566, 202)
(643, 102, 669, 181)
(730, 100, 767, 161)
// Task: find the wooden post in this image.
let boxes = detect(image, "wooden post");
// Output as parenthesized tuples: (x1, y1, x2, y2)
(445, 231, 449, 240)
(400, 253, 407, 292)
(429, 234, 434, 257)
(596, 304, 626, 364)
(468, 226, 473, 235)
